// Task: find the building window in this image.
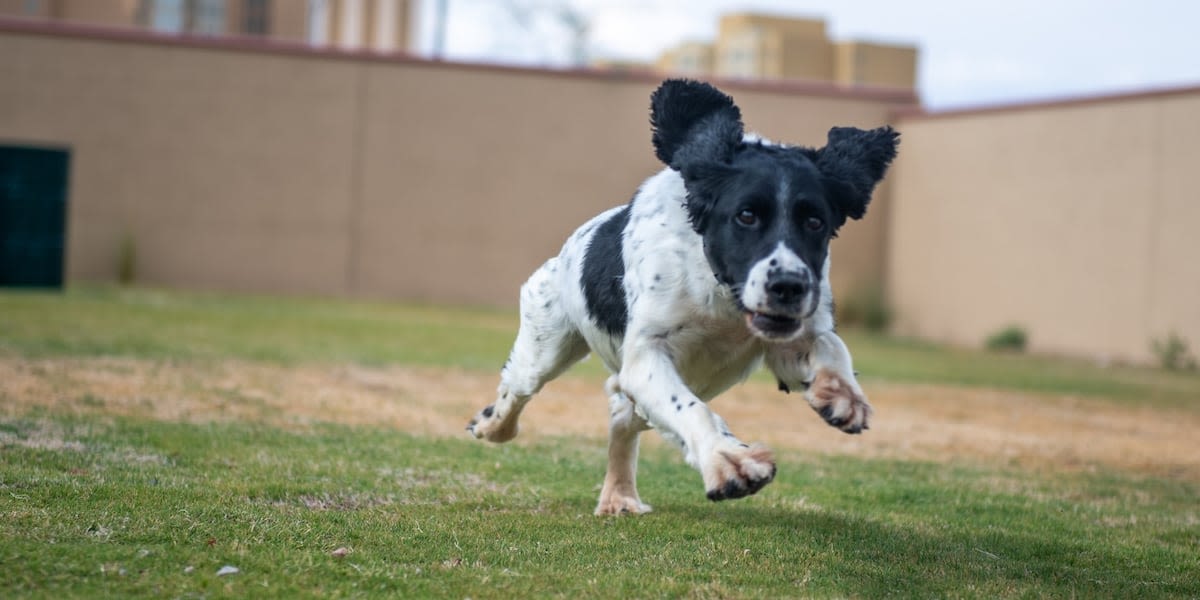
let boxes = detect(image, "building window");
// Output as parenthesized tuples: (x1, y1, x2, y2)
(151, 0, 186, 33)
(243, 0, 269, 35)
(722, 32, 761, 78)
(339, 0, 364, 49)
(192, 0, 226, 35)
(374, 0, 399, 52)
(307, 0, 329, 45)
(135, 0, 152, 26)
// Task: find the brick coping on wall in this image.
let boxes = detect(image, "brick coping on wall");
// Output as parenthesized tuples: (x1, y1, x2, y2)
(0, 17, 919, 106)
(895, 82, 1200, 122)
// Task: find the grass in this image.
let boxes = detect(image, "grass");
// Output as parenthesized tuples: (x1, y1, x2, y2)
(2, 417, 1197, 599)
(841, 331, 1200, 410)
(2, 286, 1197, 407)
(2, 285, 1199, 598)
(0, 285, 522, 371)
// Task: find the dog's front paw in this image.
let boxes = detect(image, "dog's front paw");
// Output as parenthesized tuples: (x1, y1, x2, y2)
(702, 443, 776, 501)
(807, 369, 872, 434)
(466, 402, 522, 443)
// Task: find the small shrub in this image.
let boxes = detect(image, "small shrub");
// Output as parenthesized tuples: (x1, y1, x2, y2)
(117, 233, 137, 285)
(985, 325, 1027, 352)
(1150, 333, 1197, 371)
(837, 284, 892, 333)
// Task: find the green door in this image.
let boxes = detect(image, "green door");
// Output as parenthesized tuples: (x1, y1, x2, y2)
(0, 146, 71, 287)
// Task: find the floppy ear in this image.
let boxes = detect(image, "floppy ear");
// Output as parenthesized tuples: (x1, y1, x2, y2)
(650, 79, 743, 168)
(815, 126, 900, 223)
(649, 79, 744, 230)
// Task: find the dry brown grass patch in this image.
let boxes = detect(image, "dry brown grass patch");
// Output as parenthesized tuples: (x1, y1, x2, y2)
(2, 357, 1197, 480)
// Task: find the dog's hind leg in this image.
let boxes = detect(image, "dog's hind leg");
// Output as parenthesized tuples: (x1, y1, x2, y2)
(467, 258, 588, 443)
(595, 376, 653, 515)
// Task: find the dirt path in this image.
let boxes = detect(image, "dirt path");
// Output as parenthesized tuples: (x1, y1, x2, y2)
(2, 357, 1196, 480)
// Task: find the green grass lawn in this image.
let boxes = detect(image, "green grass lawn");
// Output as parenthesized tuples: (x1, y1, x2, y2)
(0, 286, 520, 371)
(3, 417, 1197, 599)
(2, 286, 1199, 598)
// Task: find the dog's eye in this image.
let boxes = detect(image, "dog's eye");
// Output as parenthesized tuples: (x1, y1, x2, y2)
(804, 217, 824, 232)
(735, 209, 759, 227)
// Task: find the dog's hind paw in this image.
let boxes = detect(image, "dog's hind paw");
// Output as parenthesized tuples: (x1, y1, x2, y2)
(702, 443, 776, 501)
(807, 369, 873, 434)
(594, 492, 653, 516)
(466, 402, 522, 443)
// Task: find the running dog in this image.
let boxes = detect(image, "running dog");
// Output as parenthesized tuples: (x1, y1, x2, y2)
(467, 79, 899, 515)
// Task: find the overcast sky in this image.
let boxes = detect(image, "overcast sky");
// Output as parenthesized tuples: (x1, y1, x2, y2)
(411, 0, 1200, 110)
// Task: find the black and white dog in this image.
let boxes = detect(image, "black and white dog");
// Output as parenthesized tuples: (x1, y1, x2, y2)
(468, 79, 899, 515)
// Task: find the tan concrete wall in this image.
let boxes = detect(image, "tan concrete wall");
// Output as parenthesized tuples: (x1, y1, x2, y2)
(1, 26, 361, 295)
(353, 65, 907, 305)
(0, 22, 913, 307)
(889, 91, 1200, 363)
(1147, 94, 1200, 359)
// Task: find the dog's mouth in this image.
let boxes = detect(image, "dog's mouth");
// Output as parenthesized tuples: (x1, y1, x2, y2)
(744, 311, 804, 340)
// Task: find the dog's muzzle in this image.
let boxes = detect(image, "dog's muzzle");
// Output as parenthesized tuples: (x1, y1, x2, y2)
(743, 270, 813, 340)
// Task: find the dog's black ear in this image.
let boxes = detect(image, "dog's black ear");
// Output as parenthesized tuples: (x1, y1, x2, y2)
(650, 79, 744, 230)
(650, 79, 743, 169)
(815, 126, 900, 223)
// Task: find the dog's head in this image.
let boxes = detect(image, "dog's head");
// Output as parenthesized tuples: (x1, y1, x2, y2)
(650, 79, 899, 342)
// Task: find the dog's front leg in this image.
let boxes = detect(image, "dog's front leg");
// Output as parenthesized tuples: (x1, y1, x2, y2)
(768, 332, 872, 434)
(618, 337, 775, 501)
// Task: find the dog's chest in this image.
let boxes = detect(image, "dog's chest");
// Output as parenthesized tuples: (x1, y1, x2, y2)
(668, 316, 764, 400)
(620, 170, 766, 398)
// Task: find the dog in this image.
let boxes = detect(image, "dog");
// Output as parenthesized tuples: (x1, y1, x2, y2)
(467, 79, 899, 515)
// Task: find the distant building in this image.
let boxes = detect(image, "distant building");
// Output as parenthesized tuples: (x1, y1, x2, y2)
(0, 0, 412, 52)
(654, 41, 713, 77)
(833, 40, 917, 89)
(658, 13, 917, 90)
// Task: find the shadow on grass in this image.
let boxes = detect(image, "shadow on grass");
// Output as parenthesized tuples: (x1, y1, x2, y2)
(700, 502, 1193, 598)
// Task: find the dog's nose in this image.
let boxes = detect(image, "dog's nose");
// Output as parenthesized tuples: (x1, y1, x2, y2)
(766, 273, 809, 305)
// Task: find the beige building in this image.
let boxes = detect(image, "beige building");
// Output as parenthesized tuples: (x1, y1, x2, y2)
(834, 41, 917, 89)
(659, 13, 917, 90)
(0, 0, 140, 27)
(0, 0, 411, 51)
(654, 41, 713, 77)
(306, 0, 411, 51)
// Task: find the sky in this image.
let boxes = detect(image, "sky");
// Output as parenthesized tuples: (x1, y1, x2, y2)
(410, 0, 1200, 110)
